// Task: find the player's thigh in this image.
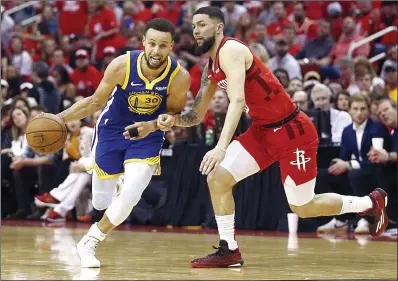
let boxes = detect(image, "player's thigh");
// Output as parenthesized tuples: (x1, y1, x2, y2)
(94, 142, 125, 177)
(278, 140, 318, 207)
(91, 172, 119, 210)
(220, 139, 272, 183)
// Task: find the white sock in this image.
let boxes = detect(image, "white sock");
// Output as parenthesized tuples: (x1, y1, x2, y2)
(340, 196, 373, 214)
(87, 223, 107, 242)
(215, 213, 238, 250)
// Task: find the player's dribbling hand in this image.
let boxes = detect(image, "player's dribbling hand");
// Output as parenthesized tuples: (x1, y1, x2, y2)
(200, 147, 226, 175)
(123, 122, 156, 140)
(157, 114, 175, 131)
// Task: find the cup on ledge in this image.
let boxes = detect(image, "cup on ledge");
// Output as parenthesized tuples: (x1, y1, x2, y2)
(372, 138, 384, 150)
(287, 213, 299, 233)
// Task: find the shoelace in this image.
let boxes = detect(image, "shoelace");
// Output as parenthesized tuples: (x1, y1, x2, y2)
(82, 237, 100, 255)
(209, 245, 226, 257)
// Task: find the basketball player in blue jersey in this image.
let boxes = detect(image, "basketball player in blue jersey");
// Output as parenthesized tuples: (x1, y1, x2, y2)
(56, 18, 191, 268)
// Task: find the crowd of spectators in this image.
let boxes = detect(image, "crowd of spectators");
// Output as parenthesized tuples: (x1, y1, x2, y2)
(1, 1, 397, 232)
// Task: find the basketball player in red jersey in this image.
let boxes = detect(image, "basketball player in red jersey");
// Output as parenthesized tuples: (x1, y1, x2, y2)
(125, 7, 389, 268)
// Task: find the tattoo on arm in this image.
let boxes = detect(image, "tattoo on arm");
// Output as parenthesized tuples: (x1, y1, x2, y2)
(175, 64, 209, 127)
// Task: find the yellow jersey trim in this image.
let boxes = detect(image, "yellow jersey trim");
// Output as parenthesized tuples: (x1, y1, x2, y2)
(124, 155, 161, 175)
(122, 51, 131, 90)
(137, 52, 171, 90)
(86, 161, 124, 179)
(167, 62, 181, 95)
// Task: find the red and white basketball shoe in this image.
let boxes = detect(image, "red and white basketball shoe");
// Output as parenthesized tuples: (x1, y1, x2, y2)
(359, 188, 388, 237)
(191, 240, 244, 268)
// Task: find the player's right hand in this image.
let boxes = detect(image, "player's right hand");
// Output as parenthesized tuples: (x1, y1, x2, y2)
(157, 114, 175, 131)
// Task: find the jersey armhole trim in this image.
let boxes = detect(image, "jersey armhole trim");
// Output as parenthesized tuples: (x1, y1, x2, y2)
(121, 51, 131, 90)
(167, 62, 181, 95)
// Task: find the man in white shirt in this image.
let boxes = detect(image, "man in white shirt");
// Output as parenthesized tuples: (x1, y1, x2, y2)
(1, 6, 15, 49)
(270, 36, 302, 80)
(316, 93, 391, 233)
(309, 83, 352, 143)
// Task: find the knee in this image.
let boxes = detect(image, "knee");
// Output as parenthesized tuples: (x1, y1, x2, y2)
(92, 195, 112, 211)
(289, 200, 315, 218)
(207, 167, 235, 193)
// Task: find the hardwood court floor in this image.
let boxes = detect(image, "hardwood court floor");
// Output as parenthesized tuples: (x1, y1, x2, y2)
(1, 222, 397, 280)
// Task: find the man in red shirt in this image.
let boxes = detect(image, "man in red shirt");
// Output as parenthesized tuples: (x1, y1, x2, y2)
(267, 1, 293, 38)
(328, 16, 370, 65)
(56, 0, 88, 36)
(88, 1, 125, 60)
(130, 7, 389, 268)
(292, 2, 318, 47)
(70, 49, 101, 97)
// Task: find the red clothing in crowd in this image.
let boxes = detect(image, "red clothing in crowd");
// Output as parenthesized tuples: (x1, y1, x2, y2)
(154, 7, 181, 26)
(89, 8, 126, 59)
(70, 65, 102, 97)
(267, 18, 294, 37)
(304, 1, 327, 20)
(56, 1, 88, 36)
(189, 64, 202, 97)
(329, 33, 370, 65)
(295, 18, 318, 46)
(135, 8, 154, 23)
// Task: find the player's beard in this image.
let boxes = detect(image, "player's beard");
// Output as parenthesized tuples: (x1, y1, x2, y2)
(143, 53, 167, 70)
(195, 35, 216, 55)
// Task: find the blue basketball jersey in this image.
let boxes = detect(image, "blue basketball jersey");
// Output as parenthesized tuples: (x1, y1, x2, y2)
(89, 50, 180, 179)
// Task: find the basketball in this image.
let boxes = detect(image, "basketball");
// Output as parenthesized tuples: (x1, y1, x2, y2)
(26, 113, 67, 155)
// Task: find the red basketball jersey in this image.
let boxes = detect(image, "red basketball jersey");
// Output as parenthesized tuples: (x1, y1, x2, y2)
(207, 37, 297, 126)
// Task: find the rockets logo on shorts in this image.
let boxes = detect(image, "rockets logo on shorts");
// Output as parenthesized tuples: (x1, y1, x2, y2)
(217, 79, 228, 91)
(290, 148, 311, 171)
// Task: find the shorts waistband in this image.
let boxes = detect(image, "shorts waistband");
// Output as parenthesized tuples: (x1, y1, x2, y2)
(262, 106, 300, 128)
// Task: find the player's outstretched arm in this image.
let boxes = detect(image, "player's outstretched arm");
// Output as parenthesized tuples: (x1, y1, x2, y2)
(158, 63, 217, 130)
(58, 55, 126, 123)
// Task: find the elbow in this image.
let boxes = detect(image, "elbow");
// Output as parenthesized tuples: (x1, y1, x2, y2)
(90, 96, 104, 112)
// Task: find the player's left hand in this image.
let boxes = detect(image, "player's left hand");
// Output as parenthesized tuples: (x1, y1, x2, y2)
(123, 121, 156, 140)
(200, 147, 226, 175)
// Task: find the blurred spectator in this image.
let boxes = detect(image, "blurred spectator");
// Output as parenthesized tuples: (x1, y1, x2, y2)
(174, 26, 199, 69)
(283, 24, 301, 56)
(270, 36, 302, 80)
(51, 49, 74, 74)
(37, 5, 58, 38)
(119, 34, 142, 55)
(101, 47, 117, 74)
(36, 38, 57, 65)
(326, 2, 344, 41)
(373, 1, 398, 46)
(19, 83, 38, 107)
(328, 16, 370, 66)
(35, 123, 93, 222)
(249, 43, 270, 67)
(52, 65, 76, 107)
(221, 1, 247, 37)
(309, 83, 352, 143)
(287, 78, 303, 95)
(1, 80, 11, 105)
(5, 65, 23, 99)
(106, 0, 123, 26)
(88, 0, 126, 60)
(1, 104, 13, 150)
(70, 49, 101, 98)
(234, 12, 254, 44)
(335, 90, 351, 112)
(189, 54, 208, 97)
(29, 61, 61, 114)
(267, 2, 293, 37)
(351, 56, 386, 92)
(273, 68, 290, 90)
(327, 81, 344, 97)
(11, 96, 31, 113)
(249, 22, 274, 55)
(292, 2, 318, 47)
(154, 1, 182, 26)
(295, 20, 334, 66)
(382, 61, 397, 102)
(380, 45, 398, 80)
(1, 5, 15, 49)
(292, 90, 309, 112)
(338, 57, 357, 93)
(257, 2, 275, 27)
(354, 0, 379, 37)
(9, 36, 33, 79)
(56, 0, 88, 36)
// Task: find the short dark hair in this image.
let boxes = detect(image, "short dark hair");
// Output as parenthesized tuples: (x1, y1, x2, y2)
(144, 18, 176, 40)
(32, 61, 49, 79)
(193, 6, 225, 24)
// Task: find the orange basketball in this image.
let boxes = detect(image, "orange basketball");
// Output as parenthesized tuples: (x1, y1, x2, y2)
(26, 113, 67, 155)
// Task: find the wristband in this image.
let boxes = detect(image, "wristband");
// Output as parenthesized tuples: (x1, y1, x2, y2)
(171, 115, 176, 126)
(215, 146, 226, 152)
(387, 153, 393, 162)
